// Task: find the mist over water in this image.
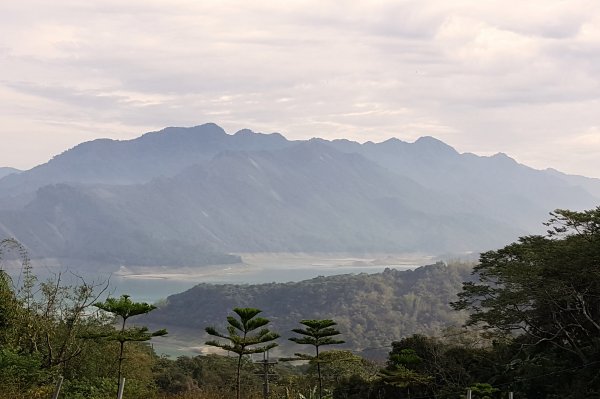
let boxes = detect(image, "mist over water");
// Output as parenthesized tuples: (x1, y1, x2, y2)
(3, 253, 434, 304)
(111, 264, 418, 304)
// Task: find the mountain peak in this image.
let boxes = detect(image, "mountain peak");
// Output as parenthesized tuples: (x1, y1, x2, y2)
(382, 137, 405, 144)
(413, 136, 458, 155)
(233, 128, 287, 141)
(491, 152, 517, 164)
(0, 167, 21, 179)
(146, 123, 227, 140)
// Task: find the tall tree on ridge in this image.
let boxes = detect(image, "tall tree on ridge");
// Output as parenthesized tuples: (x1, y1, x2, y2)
(93, 295, 167, 397)
(205, 307, 279, 399)
(289, 319, 345, 399)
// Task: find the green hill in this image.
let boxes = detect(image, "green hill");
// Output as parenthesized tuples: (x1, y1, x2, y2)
(143, 262, 474, 356)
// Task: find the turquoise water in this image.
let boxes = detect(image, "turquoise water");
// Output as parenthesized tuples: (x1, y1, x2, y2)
(110, 264, 415, 304)
(9, 254, 431, 304)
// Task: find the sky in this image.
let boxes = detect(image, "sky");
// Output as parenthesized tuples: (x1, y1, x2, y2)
(1, 0, 599, 177)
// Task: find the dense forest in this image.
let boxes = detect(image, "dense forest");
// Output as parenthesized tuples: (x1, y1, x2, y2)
(1, 207, 599, 398)
(143, 261, 473, 355)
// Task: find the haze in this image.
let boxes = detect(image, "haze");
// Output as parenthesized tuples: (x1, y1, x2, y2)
(1, 0, 599, 177)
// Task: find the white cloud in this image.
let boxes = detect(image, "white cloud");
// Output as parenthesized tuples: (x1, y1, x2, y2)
(0, 0, 599, 177)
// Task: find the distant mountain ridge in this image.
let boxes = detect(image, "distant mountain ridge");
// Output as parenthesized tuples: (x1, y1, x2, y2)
(0, 124, 290, 197)
(0, 123, 598, 268)
(0, 167, 20, 179)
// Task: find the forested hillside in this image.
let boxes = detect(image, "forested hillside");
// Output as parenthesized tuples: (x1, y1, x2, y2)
(144, 262, 473, 353)
(1, 208, 599, 398)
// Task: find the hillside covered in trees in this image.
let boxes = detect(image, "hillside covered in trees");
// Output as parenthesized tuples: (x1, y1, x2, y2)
(1, 207, 599, 399)
(143, 262, 473, 355)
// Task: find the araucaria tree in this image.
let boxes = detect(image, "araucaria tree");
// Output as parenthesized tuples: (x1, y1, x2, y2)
(205, 307, 279, 399)
(93, 295, 167, 393)
(289, 319, 345, 399)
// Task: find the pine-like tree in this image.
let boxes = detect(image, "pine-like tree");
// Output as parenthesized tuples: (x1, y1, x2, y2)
(288, 319, 344, 399)
(205, 307, 279, 399)
(92, 295, 167, 394)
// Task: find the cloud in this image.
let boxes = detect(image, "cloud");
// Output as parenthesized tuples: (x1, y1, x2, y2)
(0, 0, 599, 177)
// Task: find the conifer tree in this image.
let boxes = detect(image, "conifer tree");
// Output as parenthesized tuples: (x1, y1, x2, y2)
(92, 295, 167, 394)
(205, 307, 279, 399)
(288, 319, 344, 399)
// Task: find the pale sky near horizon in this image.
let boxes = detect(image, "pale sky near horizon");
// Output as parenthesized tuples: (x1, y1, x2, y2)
(1, 1, 599, 177)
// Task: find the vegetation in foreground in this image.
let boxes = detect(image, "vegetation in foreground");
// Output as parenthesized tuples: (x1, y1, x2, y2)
(1, 207, 599, 398)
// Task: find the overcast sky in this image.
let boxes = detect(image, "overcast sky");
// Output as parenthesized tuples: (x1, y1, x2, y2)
(1, 0, 599, 177)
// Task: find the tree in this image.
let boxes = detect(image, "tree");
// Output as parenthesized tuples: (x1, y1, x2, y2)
(1, 239, 124, 397)
(379, 347, 433, 398)
(92, 295, 167, 394)
(0, 238, 34, 347)
(312, 349, 378, 385)
(288, 319, 345, 399)
(468, 382, 499, 399)
(452, 207, 600, 396)
(205, 307, 279, 399)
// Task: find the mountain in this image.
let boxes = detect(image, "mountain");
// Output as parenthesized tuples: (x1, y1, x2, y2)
(328, 137, 598, 230)
(544, 168, 600, 199)
(0, 123, 290, 200)
(142, 262, 473, 355)
(0, 141, 520, 264)
(0, 167, 20, 179)
(0, 123, 598, 267)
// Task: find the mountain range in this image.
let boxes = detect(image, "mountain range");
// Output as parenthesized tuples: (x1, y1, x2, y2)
(0, 167, 20, 180)
(0, 123, 598, 268)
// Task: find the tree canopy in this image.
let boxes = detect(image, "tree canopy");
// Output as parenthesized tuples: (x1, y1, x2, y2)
(452, 207, 600, 397)
(205, 307, 279, 399)
(288, 319, 345, 398)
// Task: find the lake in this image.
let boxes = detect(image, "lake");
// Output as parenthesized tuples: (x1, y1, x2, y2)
(110, 252, 435, 303)
(6, 252, 436, 304)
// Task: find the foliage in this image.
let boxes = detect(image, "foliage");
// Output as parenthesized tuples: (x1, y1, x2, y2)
(311, 349, 379, 385)
(452, 207, 600, 398)
(0, 241, 163, 397)
(468, 382, 499, 399)
(0, 348, 50, 392)
(153, 354, 269, 397)
(92, 295, 167, 388)
(4, 207, 600, 398)
(288, 319, 345, 398)
(148, 262, 473, 355)
(453, 208, 600, 356)
(205, 307, 279, 399)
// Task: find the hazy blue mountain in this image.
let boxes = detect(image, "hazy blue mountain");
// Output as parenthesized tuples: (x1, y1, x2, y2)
(327, 137, 598, 231)
(544, 168, 600, 198)
(0, 123, 598, 267)
(0, 141, 520, 265)
(0, 167, 20, 179)
(0, 123, 290, 201)
(0, 182, 240, 266)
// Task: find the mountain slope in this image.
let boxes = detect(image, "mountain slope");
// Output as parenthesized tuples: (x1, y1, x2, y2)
(143, 262, 473, 354)
(0, 123, 598, 267)
(0, 142, 520, 265)
(544, 168, 600, 198)
(0, 167, 20, 179)
(328, 137, 598, 230)
(0, 123, 290, 201)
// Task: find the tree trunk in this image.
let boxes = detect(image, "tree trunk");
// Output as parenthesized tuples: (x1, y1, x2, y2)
(117, 317, 127, 399)
(237, 354, 242, 399)
(117, 340, 125, 397)
(316, 346, 322, 399)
